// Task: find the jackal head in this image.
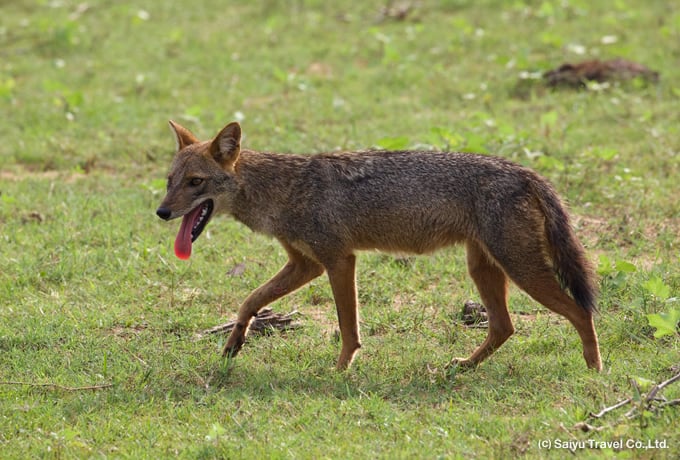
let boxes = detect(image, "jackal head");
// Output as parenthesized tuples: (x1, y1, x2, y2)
(156, 121, 241, 260)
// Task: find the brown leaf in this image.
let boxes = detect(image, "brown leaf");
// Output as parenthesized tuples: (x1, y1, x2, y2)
(227, 262, 246, 277)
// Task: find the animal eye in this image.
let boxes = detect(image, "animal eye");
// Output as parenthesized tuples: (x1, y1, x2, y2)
(189, 178, 204, 186)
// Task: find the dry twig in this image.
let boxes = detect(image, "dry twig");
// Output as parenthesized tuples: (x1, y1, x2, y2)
(197, 308, 301, 339)
(461, 300, 488, 327)
(589, 397, 632, 419)
(645, 371, 680, 403)
(0, 381, 112, 392)
(585, 370, 680, 427)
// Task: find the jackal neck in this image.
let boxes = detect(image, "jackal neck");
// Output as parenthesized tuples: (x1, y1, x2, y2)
(230, 150, 306, 235)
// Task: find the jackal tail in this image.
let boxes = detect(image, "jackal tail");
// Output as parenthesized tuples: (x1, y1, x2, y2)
(534, 182, 598, 312)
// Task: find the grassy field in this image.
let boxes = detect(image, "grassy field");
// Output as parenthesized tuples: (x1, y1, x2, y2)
(1, 0, 679, 458)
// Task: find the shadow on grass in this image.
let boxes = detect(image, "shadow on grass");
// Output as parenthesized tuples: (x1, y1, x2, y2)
(175, 346, 492, 409)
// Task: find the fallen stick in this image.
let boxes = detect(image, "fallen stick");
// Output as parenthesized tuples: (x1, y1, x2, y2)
(197, 308, 301, 339)
(587, 370, 680, 422)
(645, 371, 680, 404)
(589, 397, 632, 419)
(0, 381, 112, 392)
(658, 399, 680, 409)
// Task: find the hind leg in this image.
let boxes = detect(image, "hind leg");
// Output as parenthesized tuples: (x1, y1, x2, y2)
(450, 241, 514, 369)
(326, 254, 362, 371)
(512, 269, 602, 371)
(492, 234, 602, 371)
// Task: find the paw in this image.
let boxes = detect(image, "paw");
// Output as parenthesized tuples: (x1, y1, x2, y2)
(222, 341, 243, 358)
(335, 344, 361, 371)
(335, 358, 351, 372)
(222, 331, 246, 358)
(446, 357, 476, 371)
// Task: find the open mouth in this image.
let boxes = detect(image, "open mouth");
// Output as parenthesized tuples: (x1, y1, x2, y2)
(174, 200, 214, 260)
(190, 200, 213, 242)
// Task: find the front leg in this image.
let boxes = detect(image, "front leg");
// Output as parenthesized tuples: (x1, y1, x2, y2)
(223, 245, 324, 358)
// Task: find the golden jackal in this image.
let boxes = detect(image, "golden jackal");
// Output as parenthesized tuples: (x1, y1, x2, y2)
(156, 121, 602, 372)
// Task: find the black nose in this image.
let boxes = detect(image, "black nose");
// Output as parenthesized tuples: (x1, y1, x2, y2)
(156, 207, 172, 220)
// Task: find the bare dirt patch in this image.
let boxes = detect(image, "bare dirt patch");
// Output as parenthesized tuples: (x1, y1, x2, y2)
(0, 169, 85, 183)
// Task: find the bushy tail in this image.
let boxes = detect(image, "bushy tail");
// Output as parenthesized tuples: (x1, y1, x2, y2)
(532, 181, 598, 312)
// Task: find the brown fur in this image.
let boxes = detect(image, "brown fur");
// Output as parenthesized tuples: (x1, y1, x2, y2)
(157, 121, 602, 372)
(543, 58, 659, 88)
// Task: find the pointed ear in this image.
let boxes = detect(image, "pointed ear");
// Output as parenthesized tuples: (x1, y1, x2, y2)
(168, 120, 199, 151)
(210, 122, 241, 169)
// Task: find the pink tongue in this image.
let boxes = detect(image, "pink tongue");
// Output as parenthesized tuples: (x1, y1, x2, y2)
(174, 206, 202, 260)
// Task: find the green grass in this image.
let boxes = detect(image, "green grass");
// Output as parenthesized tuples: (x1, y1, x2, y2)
(1, 0, 679, 458)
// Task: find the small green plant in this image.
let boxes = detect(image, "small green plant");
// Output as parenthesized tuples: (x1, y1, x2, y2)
(643, 276, 671, 302)
(428, 126, 464, 151)
(589, 146, 619, 161)
(642, 275, 678, 338)
(0, 77, 16, 99)
(375, 136, 410, 150)
(597, 254, 637, 293)
(647, 308, 680, 339)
